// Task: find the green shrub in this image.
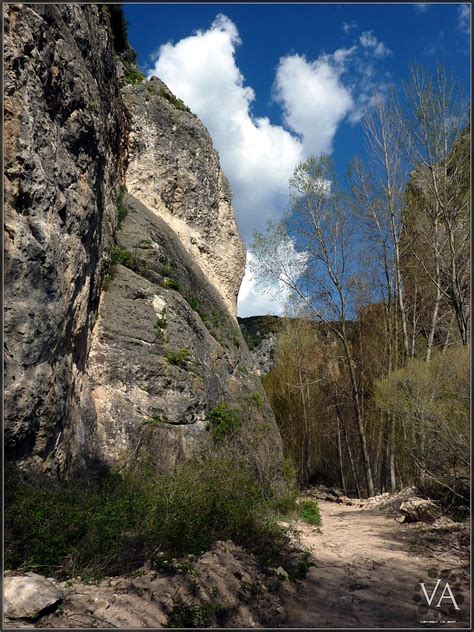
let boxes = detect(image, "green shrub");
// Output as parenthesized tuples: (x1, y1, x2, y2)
(187, 296, 200, 311)
(207, 403, 241, 441)
(116, 190, 129, 229)
(161, 277, 181, 292)
(164, 348, 191, 366)
(167, 598, 215, 628)
(297, 500, 321, 526)
(120, 61, 145, 86)
(102, 268, 114, 291)
(251, 392, 264, 408)
(153, 313, 167, 334)
(158, 263, 174, 276)
(5, 444, 307, 583)
(111, 246, 135, 268)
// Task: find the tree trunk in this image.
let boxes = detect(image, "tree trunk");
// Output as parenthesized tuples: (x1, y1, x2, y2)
(336, 411, 347, 495)
(340, 333, 375, 497)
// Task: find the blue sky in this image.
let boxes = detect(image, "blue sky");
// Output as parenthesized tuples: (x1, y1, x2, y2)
(124, 3, 470, 316)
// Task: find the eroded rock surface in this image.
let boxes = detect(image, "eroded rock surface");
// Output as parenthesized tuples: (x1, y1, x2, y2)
(4, 4, 281, 478)
(88, 195, 281, 471)
(123, 78, 246, 316)
(4, 4, 127, 473)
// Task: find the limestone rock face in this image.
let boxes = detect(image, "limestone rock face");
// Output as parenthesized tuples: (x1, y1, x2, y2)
(4, 5, 282, 477)
(123, 78, 246, 317)
(4, 4, 127, 472)
(88, 195, 281, 472)
(4, 573, 63, 619)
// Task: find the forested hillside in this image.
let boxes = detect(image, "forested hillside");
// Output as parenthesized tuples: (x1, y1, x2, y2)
(252, 67, 470, 507)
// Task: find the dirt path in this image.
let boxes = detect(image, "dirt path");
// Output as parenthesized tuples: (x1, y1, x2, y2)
(281, 500, 470, 628)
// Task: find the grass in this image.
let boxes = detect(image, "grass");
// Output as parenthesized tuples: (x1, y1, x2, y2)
(153, 313, 167, 335)
(111, 246, 135, 268)
(120, 61, 145, 87)
(167, 597, 234, 628)
(161, 277, 181, 292)
(297, 500, 322, 526)
(5, 446, 302, 581)
(187, 296, 200, 311)
(251, 392, 265, 408)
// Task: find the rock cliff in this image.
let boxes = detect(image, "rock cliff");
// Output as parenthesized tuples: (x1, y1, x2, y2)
(4, 4, 282, 475)
(4, 4, 127, 472)
(123, 77, 245, 316)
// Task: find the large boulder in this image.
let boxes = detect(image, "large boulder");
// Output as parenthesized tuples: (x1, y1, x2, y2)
(399, 498, 441, 523)
(4, 573, 63, 619)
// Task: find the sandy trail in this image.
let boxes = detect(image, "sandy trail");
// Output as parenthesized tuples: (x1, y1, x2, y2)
(281, 500, 470, 629)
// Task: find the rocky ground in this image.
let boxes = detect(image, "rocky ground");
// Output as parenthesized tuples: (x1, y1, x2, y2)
(4, 541, 295, 629)
(280, 487, 470, 629)
(5, 488, 470, 629)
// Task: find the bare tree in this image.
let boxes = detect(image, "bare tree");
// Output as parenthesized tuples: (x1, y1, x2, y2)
(400, 63, 470, 345)
(252, 155, 375, 497)
(360, 95, 411, 361)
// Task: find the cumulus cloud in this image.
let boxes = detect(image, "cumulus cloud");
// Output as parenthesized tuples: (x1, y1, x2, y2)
(273, 53, 354, 156)
(238, 243, 309, 317)
(237, 253, 289, 317)
(148, 14, 392, 316)
(149, 14, 302, 245)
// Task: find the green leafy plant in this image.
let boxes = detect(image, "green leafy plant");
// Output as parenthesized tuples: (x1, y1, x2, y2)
(161, 277, 181, 292)
(120, 60, 145, 86)
(5, 444, 303, 583)
(297, 500, 321, 526)
(158, 263, 173, 276)
(111, 246, 135, 268)
(164, 348, 191, 366)
(251, 392, 264, 408)
(207, 403, 241, 441)
(187, 296, 200, 311)
(167, 597, 215, 628)
(153, 312, 167, 334)
(116, 189, 129, 229)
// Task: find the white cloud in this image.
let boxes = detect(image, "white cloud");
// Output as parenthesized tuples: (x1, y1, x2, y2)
(237, 252, 290, 317)
(148, 14, 392, 316)
(149, 14, 302, 248)
(238, 243, 309, 317)
(359, 30, 392, 58)
(343, 20, 358, 33)
(414, 4, 429, 14)
(273, 53, 354, 156)
(458, 4, 470, 33)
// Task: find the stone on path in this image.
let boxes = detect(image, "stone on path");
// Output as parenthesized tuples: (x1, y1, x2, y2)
(399, 498, 441, 523)
(4, 573, 63, 619)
